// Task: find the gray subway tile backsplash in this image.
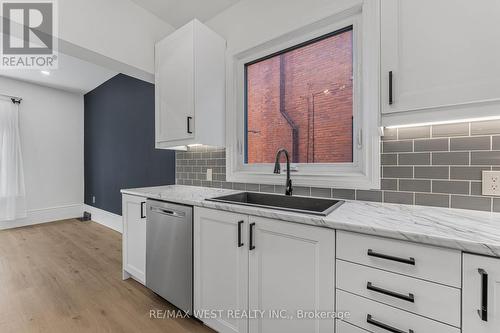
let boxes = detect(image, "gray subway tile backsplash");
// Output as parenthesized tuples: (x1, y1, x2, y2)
(493, 136, 500, 150)
(494, 198, 500, 213)
(414, 166, 449, 179)
(381, 154, 398, 165)
(415, 193, 450, 208)
(470, 182, 482, 196)
(311, 187, 332, 198)
(398, 126, 430, 140)
(471, 151, 500, 165)
(399, 179, 431, 192)
(414, 138, 449, 152)
(383, 140, 413, 153)
(381, 179, 398, 191)
(398, 153, 430, 165)
(451, 195, 492, 212)
(432, 152, 469, 165)
(333, 188, 355, 200)
(259, 184, 275, 193)
(383, 166, 413, 178)
(384, 191, 414, 204)
(356, 190, 383, 202)
(432, 180, 469, 195)
(381, 128, 398, 141)
(471, 120, 500, 135)
(450, 136, 491, 151)
(175, 121, 500, 213)
(432, 123, 469, 138)
(450, 167, 490, 180)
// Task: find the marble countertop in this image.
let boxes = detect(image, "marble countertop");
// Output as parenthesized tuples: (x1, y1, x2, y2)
(121, 185, 500, 257)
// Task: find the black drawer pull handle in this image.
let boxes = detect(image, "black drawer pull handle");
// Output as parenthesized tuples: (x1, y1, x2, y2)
(478, 268, 488, 321)
(187, 116, 193, 134)
(237, 220, 244, 248)
(140, 202, 146, 219)
(389, 71, 393, 105)
(367, 314, 414, 333)
(249, 223, 255, 250)
(367, 282, 415, 303)
(367, 249, 415, 266)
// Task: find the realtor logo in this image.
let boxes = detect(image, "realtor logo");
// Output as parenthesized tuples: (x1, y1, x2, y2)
(1, 0, 58, 69)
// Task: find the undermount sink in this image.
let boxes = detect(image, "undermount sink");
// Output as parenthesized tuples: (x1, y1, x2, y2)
(206, 192, 344, 216)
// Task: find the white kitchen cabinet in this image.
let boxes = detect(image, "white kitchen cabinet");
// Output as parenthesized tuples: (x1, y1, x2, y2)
(381, 0, 500, 125)
(194, 208, 249, 333)
(248, 216, 335, 333)
(155, 19, 226, 149)
(122, 194, 147, 284)
(463, 254, 500, 333)
(337, 290, 460, 333)
(193, 208, 335, 333)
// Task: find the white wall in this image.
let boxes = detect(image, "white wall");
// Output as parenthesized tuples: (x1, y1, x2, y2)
(206, 0, 360, 54)
(0, 77, 84, 229)
(59, 0, 174, 74)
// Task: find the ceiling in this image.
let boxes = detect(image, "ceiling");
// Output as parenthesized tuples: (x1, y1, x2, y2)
(130, 0, 241, 28)
(0, 52, 118, 94)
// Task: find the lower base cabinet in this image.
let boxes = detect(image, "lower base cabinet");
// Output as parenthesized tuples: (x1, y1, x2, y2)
(122, 194, 147, 284)
(336, 320, 370, 333)
(463, 254, 500, 333)
(194, 207, 335, 333)
(194, 208, 248, 333)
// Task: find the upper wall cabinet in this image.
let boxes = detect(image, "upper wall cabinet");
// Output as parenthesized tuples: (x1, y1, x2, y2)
(381, 0, 500, 125)
(155, 19, 226, 149)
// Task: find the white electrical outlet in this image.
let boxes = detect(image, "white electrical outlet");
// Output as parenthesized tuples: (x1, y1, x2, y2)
(206, 168, 213, 181)
(482, 171, 500, 196)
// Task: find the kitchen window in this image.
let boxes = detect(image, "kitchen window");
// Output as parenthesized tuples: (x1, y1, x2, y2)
(226, 3, 381, 189)
(245, 26, 354, 165)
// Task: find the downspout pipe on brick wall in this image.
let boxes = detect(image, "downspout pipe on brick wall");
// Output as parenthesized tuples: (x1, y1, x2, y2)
(279, 54, 299, 163)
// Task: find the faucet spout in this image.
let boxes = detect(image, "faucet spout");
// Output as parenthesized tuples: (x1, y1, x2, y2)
(273, 148, 293, 196)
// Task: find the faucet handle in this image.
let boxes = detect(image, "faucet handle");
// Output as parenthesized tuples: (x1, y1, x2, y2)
(286, 179, 293, 196)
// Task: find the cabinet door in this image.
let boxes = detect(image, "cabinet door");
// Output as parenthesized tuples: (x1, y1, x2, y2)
(248, 217, 335, 333)
(122, 194, 147, 284)
(463, 253, 500, 333)
(381, 0, 500, 115)
(194, 207, 248, 333)
(155, 21, 195, 144)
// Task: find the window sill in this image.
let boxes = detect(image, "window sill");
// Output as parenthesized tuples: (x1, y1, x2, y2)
(226, 169, 380, 190)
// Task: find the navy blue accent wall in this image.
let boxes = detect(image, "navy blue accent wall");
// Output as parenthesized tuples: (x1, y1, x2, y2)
(84, 73, 175, 215)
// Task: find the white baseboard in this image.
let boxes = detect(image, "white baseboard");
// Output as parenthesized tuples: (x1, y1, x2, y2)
(83, 204, 122, 233)
(0, 204, 84, 230)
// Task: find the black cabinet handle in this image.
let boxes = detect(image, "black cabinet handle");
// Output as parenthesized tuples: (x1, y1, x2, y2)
(367, 314, 414, 333)
(367, 249, 415, 266)
(367, 282, 415, 303)
(237, 220, 244, 248)
(140, 202, 146, 219)
(249, 223, 255, 250)
(389, 71, 393, 105)
(478, 268, 488, 321)
(187, 116, 193, 134)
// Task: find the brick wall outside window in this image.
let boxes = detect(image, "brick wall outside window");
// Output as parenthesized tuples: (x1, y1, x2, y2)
(246, 29, 353, 164)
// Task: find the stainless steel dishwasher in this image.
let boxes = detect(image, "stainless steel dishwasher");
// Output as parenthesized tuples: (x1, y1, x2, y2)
(146, 199, 193, 314)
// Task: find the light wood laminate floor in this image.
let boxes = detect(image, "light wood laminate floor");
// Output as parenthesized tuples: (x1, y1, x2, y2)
(0, 219, 215, 333)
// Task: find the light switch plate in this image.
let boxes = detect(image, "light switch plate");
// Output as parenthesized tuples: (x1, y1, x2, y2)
(482, 170, 500, 196)
(206, 168, 213, 181)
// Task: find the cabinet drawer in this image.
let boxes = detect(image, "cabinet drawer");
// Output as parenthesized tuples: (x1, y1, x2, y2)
(336, 260, 461, 327)
(336, 320, 371, 333)
(336, 231, 461, 287)
(337, 290, 460, 333)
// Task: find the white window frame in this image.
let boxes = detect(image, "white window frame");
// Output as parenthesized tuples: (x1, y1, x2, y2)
(226, 1, 380, 189)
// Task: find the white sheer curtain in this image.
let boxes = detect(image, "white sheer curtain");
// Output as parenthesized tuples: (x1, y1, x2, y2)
(0, 98, 26, 221)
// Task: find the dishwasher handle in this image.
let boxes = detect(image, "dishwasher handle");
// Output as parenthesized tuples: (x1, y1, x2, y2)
(150, 206, 186, 218)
